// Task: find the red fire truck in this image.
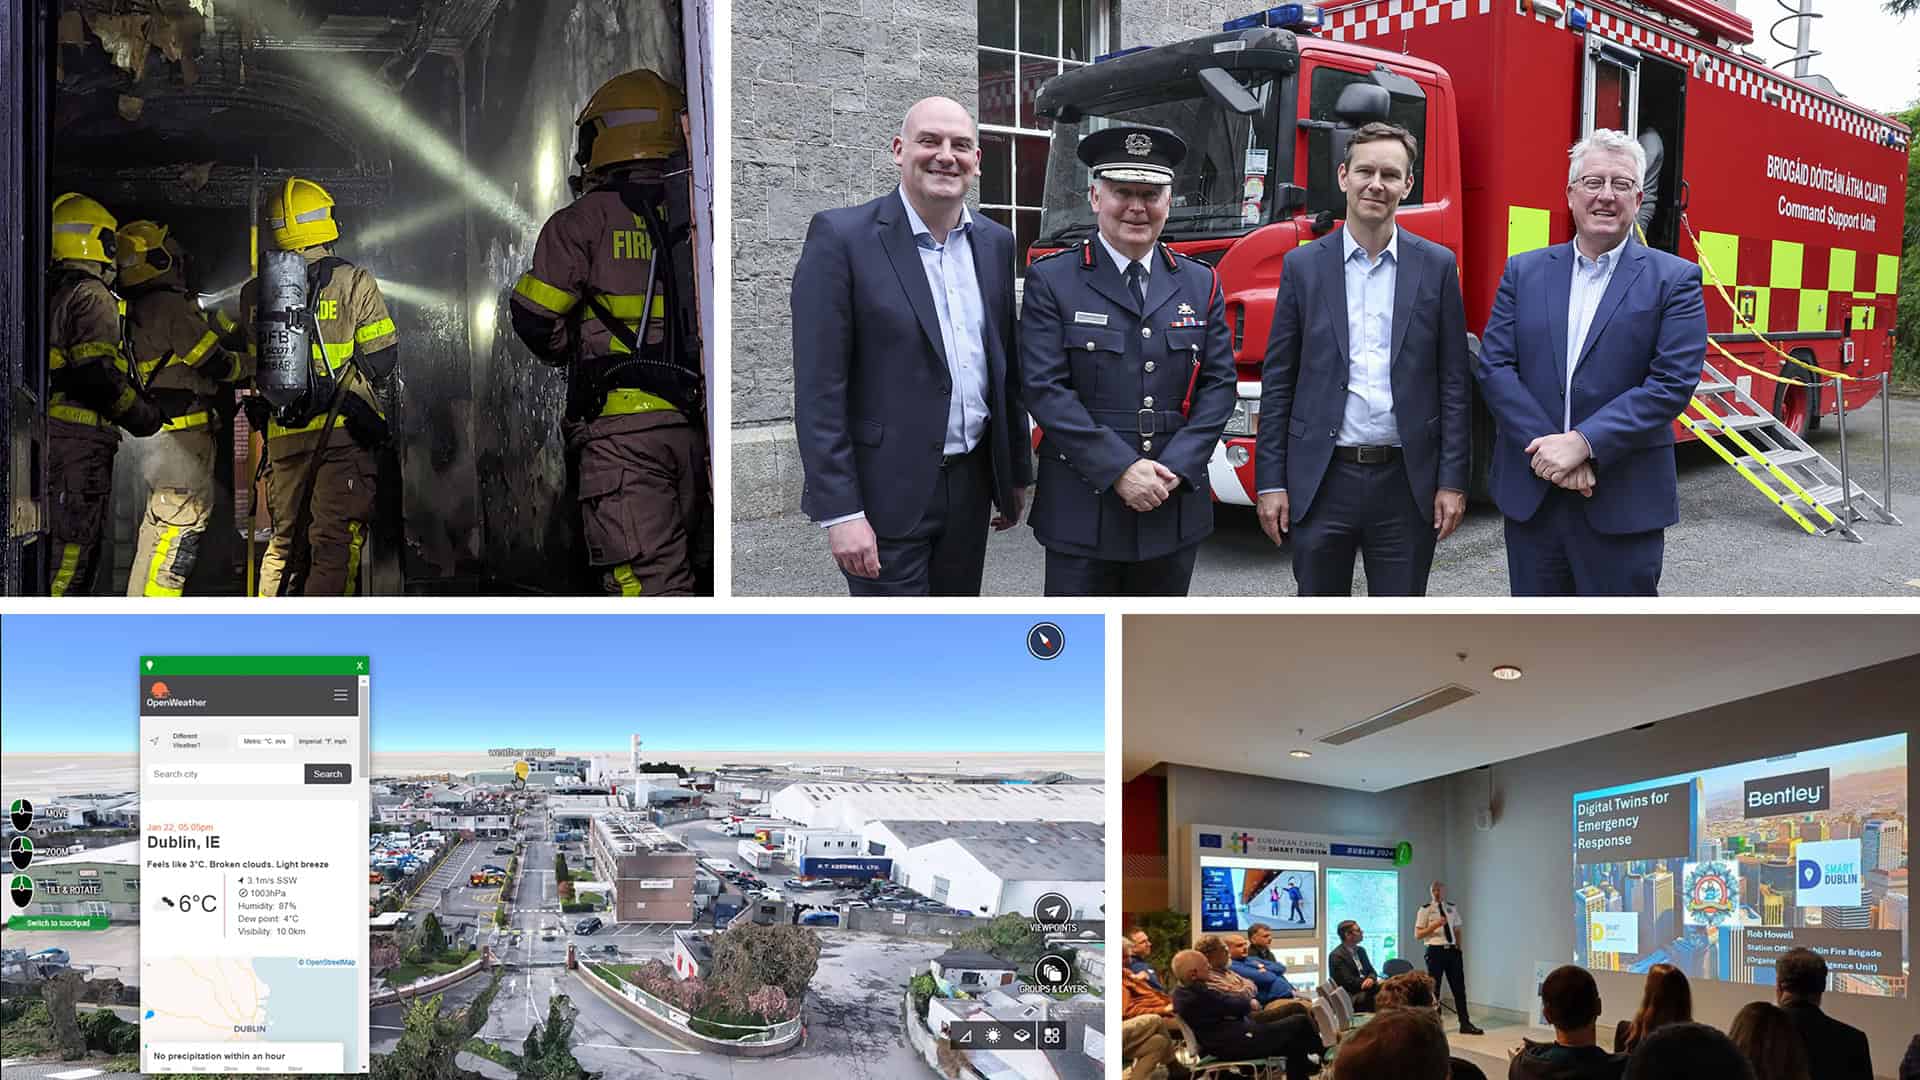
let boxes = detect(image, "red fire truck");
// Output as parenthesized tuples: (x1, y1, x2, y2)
(1032, 0, 1909, 505)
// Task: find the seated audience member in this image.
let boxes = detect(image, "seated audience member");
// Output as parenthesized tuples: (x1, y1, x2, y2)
(1248, 923, 1280, 962)
(1509, 965, 1627, 1080)
(1328, 919, 1382, 1012)
(1171, 948, 1326, 1080)
(1228, 933, 1301, 1004)
(1903, 1034, 1920, 1080)
(1126, 926, 1167, 990)
(1332, 1005, 1449, 1080)
(1727, 1001, 1811, 1080)
(1623, 1022, 1756, 1080)
(1197, 933, 1307, 1021)
(1775, 947, 1873, 1080)
(1376, 970, 1438, 1011)
(1613, 963, 1691, 1053)
(1122, 936, 1189, 1080)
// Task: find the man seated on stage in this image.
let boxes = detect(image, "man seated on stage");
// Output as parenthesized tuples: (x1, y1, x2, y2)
(1329, 919, 1382, 1012)
(1510, 965, 1627, 1080)
(1172, 949, 1326, 1080)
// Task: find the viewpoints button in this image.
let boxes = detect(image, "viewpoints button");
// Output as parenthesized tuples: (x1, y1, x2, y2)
(304, 763, 353, 785)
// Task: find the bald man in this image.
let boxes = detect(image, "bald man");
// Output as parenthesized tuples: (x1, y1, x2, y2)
(792, 96, 1031, 595)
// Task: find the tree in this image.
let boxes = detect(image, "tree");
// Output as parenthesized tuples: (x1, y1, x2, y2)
(42, 971, 87, 1059)
(553, 852, 569, 881)
(518, 994, 598, 1080)
(1895, 100, 1920, 384)
(371, 993, 469, 1080)
(954, 913, 1047, 965)
(708, 922, 822, 1002)
(1885, 0, 1917, 16)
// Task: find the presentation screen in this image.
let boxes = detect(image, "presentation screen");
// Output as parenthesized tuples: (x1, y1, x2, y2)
(1325, 867, 1401, 966)
(1570, 733, 1908, 998)
(1199, 859, 1317, 933)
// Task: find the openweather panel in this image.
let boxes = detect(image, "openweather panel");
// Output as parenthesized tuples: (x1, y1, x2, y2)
(138, 657, 371, 1074)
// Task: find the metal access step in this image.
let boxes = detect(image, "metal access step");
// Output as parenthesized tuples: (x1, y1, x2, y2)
(1680, 359, 1901, 542)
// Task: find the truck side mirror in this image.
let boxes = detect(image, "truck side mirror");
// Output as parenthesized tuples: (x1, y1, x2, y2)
(1333, 83, 1391, 125)
(1198, 67, 1263, 116)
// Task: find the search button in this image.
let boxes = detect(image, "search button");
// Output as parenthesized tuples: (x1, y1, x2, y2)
(304, 763, 353, 785)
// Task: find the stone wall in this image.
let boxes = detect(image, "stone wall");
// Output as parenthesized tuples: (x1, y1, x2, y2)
(730, 0, 1252, 519)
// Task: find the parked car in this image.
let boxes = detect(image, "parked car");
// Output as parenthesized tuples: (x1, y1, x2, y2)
(799, 911, 840, 927)
(492, 844, 514, 855)
(479, 864, 506, 875)
(575, 917, 603, 935)
(843, 900, 870, 910)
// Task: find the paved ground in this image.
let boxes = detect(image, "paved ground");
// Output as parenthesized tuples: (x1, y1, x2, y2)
(735, 394, 1920, 596)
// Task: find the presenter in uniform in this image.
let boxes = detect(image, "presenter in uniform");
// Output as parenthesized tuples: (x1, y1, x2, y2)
(1415, 881, 1482, 1035)
(1019, 125, 1235, 595)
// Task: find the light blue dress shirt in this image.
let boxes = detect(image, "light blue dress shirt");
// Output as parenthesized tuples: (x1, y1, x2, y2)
(1338, 224, 1401, 447)
(898, 187, 990, 456)
(1565, 234, 1629, 431)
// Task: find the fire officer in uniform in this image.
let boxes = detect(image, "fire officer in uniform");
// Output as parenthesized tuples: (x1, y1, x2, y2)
(116, 220, 251, 595)
(510, 69, 709, 596)
(45, 192, 166, 595)
(239, 176, 399, 596)
(1019, 126, 1235, 595)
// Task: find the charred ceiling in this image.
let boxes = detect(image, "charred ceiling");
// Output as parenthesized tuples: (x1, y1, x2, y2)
(52, 0, 503, 208)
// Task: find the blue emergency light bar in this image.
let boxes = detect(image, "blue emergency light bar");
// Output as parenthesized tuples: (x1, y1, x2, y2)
(1094, 44, 1151, 63)
(1221, 3, 1324, 32)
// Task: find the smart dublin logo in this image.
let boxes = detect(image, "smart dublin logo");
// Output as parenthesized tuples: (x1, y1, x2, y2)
(1794, 839, 1862, 907)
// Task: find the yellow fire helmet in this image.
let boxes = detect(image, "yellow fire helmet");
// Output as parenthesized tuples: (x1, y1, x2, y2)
(267, 176, 339, 250)
(115, 220, 180, 288)
(575, 69, 685, 172)
(51, 192, 119, 265)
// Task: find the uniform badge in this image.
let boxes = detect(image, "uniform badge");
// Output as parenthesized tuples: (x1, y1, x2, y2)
(1072, 311, 1109, 326)
(1125, 133, 1152, 157)
(1177, 302, 1194, 315)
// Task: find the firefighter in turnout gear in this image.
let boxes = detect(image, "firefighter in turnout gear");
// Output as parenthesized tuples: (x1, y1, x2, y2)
(510, 68, 710, 596)
(238, 176, 398, 596)
(116, 220, 251, 596)
(45, 192, 166, 595)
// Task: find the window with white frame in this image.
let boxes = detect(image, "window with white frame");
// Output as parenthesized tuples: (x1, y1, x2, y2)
(978, 0, 1108, 273)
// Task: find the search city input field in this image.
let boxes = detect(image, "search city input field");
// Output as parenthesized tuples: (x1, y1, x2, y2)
(147, 762, 303, 786)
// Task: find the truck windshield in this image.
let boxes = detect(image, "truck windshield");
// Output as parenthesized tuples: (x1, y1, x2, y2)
(1038, 75, 1281, 248)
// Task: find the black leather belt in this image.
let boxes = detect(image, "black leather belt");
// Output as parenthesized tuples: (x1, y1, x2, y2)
(1089, 408, 1186, 437)
(1334, 444, 1401, 464)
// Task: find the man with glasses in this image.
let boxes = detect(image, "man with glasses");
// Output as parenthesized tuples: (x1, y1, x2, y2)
(1473, 129, 1703, 595)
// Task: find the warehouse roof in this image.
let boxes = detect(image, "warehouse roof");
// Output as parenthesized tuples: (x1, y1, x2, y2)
(942, 835, 1104, 882)
(871, 819, 1103, 850)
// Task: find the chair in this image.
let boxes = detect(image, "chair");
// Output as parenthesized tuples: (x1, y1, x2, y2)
(1382, 958, 1414, 977)
(1171, 1013, 1290, 1080)
(1308, 996, 1341, 1049)
(1328, 984, 1353, 1030)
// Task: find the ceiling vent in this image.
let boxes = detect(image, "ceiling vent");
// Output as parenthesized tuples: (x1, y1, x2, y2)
(1319, 684, 1478, 746)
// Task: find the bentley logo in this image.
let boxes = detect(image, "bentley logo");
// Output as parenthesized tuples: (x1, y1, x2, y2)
(1124, 133, 1152, 157)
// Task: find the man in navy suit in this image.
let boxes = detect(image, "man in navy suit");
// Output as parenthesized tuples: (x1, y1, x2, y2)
(1474, 128, 1704, 596)
(1256, 122, 1471, 596)
(791, 96, 1031, 595)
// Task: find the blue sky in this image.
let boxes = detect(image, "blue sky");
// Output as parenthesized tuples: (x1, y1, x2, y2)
(0, 614, 1104, 754)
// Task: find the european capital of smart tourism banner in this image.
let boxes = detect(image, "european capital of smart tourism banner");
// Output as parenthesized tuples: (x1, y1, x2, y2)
(1570, 733, 1908, 998)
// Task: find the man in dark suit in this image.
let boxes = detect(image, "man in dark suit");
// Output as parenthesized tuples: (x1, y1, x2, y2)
(1329, 919, 1380, 1012)
(1775, 948, 1873, 1080)
(1473, 128, 1704, 596)
(1257, 121, 1471, 596)
(1170, 949, 1324, 1080)
(1020, 125, 1236, 596)
(791, 96, 1030, 594)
